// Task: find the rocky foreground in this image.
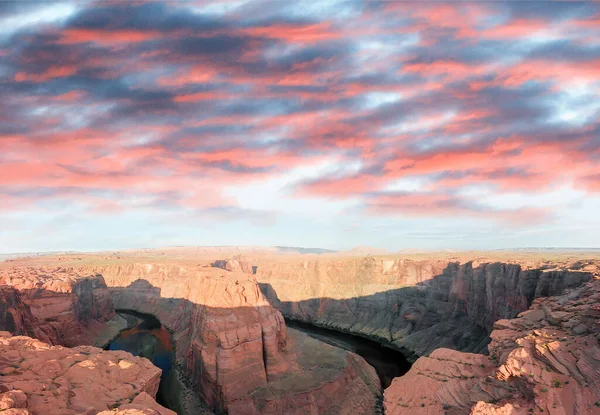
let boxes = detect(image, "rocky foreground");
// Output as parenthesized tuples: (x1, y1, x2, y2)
(0, 331, 174, 415)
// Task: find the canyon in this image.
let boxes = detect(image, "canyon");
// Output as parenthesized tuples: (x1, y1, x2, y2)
(1, 249, 599, 414)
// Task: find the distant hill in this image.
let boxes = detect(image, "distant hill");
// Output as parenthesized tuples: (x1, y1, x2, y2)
(495, 247, 600, 252)
(274, 246, 338, 254)
(341, 246, 390, 255)
(0, 251, 78, 261)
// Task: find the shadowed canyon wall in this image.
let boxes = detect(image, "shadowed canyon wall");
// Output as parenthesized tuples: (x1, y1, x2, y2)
(255, 258, 593, 358)
(384, 276, 600, 414)
(0, 270, 119, 347)
(0, 286, 39, 339)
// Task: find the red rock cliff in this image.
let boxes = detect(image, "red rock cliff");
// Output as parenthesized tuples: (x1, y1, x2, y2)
(255, 257, 593, 358)
(0, 267, 117, 347)
(384, 275, 600, 414)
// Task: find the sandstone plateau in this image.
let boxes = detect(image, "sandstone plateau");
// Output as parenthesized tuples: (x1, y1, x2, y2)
(1, 249, 600, 414)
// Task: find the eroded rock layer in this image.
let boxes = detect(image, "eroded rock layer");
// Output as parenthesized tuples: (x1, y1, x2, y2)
(0, 331, 174, 415)
(0, 287, 38, 340)
(0, 268, 120, 347)
(255, 257, 595, 357)
(384, 276, 600, 414)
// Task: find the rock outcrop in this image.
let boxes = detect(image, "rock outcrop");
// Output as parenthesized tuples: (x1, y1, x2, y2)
(228, 328, 380, 414)
(0, 287, 38, 339)
(255, 258, 594, 358)
(81, 263, 292, 412)
(0, 268, 120, 347)
(0, 331, 174, 415)
(384, 276, 600, 414)
(4, 252, 597, 414)
(212, 258, 254, 274)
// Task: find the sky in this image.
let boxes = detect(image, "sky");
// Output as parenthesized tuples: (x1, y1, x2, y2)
(1, 1, 600, 253)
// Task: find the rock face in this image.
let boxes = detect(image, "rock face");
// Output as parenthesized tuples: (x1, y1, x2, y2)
(256, 258, 594, 358)
(384, 276, 600, 414)
(212, 259, 254, 274)
(4, 252, 596, 415)
(0, 331, 174, 415)
(83, 263, 292, 412)
(228, 328, 381, 415)
(0, 287, 37, 339)
(0, 268, 118, 347)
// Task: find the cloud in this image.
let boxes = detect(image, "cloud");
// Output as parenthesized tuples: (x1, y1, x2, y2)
(365, 191, 552, 226)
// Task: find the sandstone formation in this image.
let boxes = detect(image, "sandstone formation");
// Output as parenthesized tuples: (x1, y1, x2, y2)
(0, 331, 174, 415)
(0, 268, 123, 348)
(255, 257, 595, 358)
(80, 263, 294, 412)
(384, 276, 600, 414)
(228, 329, 380, 414)
(87, 263, 380, 413)
(0, 287, 38, 340)
(212, 258, 254, 274)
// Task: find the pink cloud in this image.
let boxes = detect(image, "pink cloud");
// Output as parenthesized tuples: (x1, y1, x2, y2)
(240, 22, 342, 44)
(297, 174, 385, 199)
(482, 19, 551, 39)
(57, 29, 160, 46)
(498, 60, 600, 87)
(14, 65, 78, 82)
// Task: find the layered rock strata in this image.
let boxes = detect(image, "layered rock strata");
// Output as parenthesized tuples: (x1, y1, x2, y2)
(212, 259, 254, 274)
(0, 331, 174, 415)
(0, 268, 121, 347)
(228, 328, 381, 414)
(383, 276, 600, 414)
(255, 258, 595, 357)
(88, 264, 293, 412)
(0, 287, 39, 340)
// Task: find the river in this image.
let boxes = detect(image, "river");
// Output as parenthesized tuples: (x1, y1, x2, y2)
(106, 311, 181, 411)
(286, 319, 412, 388)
